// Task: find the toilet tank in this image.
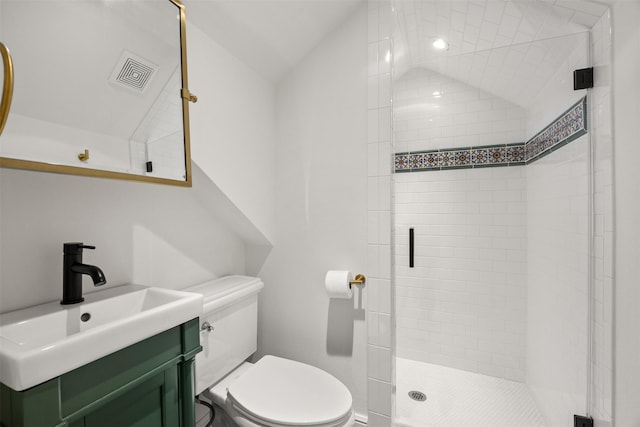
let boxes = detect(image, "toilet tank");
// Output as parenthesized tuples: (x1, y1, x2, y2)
(184, 275, 264, 395)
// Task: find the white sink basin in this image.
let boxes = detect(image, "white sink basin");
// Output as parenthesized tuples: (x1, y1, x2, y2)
(0, 285, 203, 391)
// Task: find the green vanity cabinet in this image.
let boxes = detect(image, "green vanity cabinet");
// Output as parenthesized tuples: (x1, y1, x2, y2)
(0, 319, 202, 427)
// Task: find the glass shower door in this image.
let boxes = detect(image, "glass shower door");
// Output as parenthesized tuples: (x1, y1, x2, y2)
(389, 2, 612, 424)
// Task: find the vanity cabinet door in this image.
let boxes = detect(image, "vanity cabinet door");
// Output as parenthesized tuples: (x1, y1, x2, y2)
(82, 368, 179, 427)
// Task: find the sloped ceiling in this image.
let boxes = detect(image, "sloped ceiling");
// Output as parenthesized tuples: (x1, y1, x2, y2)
(394, 0, 610, 107)
(184, 0, 362, 82)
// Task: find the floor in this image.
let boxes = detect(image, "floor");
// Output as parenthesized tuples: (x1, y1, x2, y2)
(394, 358, 546, 427)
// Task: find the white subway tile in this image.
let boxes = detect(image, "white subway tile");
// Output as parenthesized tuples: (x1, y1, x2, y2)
(379, 176, 391, 211)
(379, 279, 391, 314)
(368, 211, 380, 244)
(378, 107, 392, 141)
(379, 142, 392, 177)
(367, 243, 380, 280)
(368, 8, 379, 44)
(378, 4, 391, 40)
(378, 74, 391, 107)
(379, 313, 391, 348)
(368, 311, 380, 346)
(378, 40, 391, 75)
(368, 277, 380, 313)
(368, 43, 378, 77)
(367, 143, 379, 177)
(367, 379, 392, 416)
(379, 244, 391, 280)
(368, 76, 379, 110)
(367, 411, 391, 427)
(368, 177, 380, 211)
(368, 109, 379, 143)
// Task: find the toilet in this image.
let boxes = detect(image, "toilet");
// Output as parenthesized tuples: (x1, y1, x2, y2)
(185, 275, 355, 427)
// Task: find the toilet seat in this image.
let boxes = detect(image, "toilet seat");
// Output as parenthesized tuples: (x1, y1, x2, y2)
(215, 356, 353, 427)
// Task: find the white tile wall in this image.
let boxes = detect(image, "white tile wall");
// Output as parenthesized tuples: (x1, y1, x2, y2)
(367, 1, 393, 425)
(394, 68, 526, 153)
(394, 166, 528, 382)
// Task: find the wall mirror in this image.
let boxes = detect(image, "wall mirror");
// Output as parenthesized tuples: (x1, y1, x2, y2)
(0, 0, 196, 186)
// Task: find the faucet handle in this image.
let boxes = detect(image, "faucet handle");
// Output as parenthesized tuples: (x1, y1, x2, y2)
(63, 242, 96, 254)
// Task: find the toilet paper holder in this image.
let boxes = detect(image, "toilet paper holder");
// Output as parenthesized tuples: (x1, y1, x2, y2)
(349, 274, 366, 288)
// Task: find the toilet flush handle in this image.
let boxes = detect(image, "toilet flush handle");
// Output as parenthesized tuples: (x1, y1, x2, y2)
(201, 321, 214, 333)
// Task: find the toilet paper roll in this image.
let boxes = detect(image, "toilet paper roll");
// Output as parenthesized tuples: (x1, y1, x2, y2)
(325, 270, 354, 299)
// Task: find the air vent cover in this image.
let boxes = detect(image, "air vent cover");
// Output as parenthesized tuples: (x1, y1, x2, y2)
(109, 50, 157, 94)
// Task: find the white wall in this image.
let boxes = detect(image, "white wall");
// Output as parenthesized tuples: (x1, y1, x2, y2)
(612, 1, 640, 425)
(394, 167, 528, 381)
(187, 22, 277, 245)
(256, 4, 368, 419)
(0, 21, 280, 313)
(0, 167, 245, 313)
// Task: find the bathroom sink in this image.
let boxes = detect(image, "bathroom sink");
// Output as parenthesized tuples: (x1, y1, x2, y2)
(0, 285, 203, 391)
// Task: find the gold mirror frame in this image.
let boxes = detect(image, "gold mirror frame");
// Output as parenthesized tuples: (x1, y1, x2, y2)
(0, 0, 195, 187)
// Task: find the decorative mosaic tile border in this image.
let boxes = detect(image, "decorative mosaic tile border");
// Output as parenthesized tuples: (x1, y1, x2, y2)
(524, 96, 587, 163)
(395, 143, 525, 172)
(394, 97, 587, 173)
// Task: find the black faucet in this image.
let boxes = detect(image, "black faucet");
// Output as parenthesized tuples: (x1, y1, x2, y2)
(61, 242, 107, 305)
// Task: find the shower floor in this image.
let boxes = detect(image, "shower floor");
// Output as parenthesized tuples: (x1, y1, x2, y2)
(394, 358, 546, 427)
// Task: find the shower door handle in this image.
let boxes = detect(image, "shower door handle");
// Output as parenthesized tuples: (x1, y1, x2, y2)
(0, 42, 14, 136)
(409, 228, 414, 268)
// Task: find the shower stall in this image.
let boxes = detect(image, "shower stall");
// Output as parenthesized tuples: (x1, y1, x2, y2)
(386, 1, 613, 426)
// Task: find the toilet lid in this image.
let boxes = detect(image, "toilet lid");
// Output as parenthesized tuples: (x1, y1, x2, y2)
(227, 355, 353, 426)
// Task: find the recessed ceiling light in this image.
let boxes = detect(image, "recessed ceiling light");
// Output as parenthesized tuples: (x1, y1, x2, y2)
(433, 91, 442, 98)
(432, 38, 448, 50)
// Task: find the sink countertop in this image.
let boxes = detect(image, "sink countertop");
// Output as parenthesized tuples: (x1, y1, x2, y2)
(0, 284, 203, 391)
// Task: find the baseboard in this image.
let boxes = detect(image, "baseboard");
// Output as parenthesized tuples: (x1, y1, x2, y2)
(354, 411, 368, 426)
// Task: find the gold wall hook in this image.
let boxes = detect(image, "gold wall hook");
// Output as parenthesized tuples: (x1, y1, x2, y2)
(181, 88, 197, 103)
(78, 149, 90, 162)
(349, 274, 366, 288)
(0, 42, 14, 136)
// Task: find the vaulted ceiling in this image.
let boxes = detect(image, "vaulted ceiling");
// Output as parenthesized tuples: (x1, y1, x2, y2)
(394, 0, 610, 107)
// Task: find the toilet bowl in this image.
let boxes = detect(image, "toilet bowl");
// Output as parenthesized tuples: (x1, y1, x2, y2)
(185, 276, 355, 427)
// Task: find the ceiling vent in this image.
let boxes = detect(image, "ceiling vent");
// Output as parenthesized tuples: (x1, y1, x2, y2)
(109, 50, 157, 94)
